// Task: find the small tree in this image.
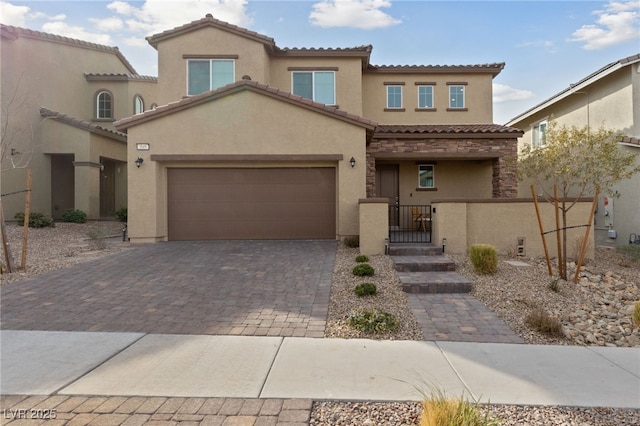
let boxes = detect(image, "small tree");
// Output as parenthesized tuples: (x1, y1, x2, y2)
(519, 120, 640, 280)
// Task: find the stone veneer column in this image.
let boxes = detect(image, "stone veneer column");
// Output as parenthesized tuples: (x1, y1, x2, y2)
(491, 151, 518, 198)
(366, 152, 376, 198)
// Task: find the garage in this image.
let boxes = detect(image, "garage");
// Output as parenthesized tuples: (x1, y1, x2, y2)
(167, 167, 336, 240)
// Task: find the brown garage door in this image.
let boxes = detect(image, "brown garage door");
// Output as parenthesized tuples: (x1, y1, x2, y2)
(167, 168, 336, 240)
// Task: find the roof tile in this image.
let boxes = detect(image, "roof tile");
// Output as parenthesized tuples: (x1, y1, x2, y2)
(40, 108, 127, 142)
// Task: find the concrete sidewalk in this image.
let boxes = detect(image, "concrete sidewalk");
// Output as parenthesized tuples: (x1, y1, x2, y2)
(1, 330, 639, 408)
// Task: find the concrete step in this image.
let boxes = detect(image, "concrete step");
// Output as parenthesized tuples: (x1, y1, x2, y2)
(397, 271, 473, 294)
(388, 244, 442, 256)
(391, 255, 455, 272)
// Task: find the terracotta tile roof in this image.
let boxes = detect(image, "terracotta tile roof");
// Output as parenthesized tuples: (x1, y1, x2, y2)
(367, 63, 505, 77)
(40, 108, 127, 142)
(374, 124, 523, 137)
(0, 24, 137, 74)
(85, 73, 158, 82)
(620, 136, 640, 147)
(115, 80, 378, 132)
(275, 46, 373, 54)
(147, 14, 275, 50)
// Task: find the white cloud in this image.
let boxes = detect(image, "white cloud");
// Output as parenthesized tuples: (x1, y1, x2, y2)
(570, 0, 640, 50)
(310, 0, 401, 29)
(89, 16, 124, 32)
(493, 83, 535, 103)
(106, 0, 252, 35)
(516, 39, 557, 54)
(0, 1, 30, 26)
(41, 21, 113, 45)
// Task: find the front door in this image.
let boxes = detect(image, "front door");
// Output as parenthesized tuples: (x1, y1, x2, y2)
(100, 158, 116, 218)
(375, 164, 399, 228)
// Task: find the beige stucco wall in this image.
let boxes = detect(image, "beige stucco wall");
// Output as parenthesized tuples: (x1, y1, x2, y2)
(125, 89, 368, 242)
(432, 199, 595, 259)
(362, 73, 494, 124)
(359, 199, 389, 255)
(154, 26, 271, 105)
(511, 64, 640, 247)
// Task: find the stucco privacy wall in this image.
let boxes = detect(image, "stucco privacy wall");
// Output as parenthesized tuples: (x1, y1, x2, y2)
(122, 88, 368, 242)
(359, 198, 389, 255)
(432, 199, 595, 259)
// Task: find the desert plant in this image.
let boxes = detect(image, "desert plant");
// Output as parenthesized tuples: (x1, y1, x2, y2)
(348, 308, 398, 333)
(86, 229, 107, 250)
(14, 212, 55, 228)
(525, 307, 563, 337)
(115, 207, 128, 222)
(61, 209, 87, 223)
(420, 387, 499, 426)
(354, 282, 377, 297)
(549, 278, 560, 293)
(633, 302, 640, 328)
(469, 244, 498, 275)
(344, 235, 359, 248)
(617, 244, 640, 267)
(352, 263, 375, 277)
(355, 254, 369, 263)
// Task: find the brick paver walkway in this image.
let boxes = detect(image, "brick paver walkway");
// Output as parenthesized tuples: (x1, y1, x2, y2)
(408, 294, 524, 343)
(0, 241, 336, 338)
(1, 395, 311, 425)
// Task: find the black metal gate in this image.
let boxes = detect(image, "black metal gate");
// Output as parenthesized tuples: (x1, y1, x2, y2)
(388, 205, 431, 243)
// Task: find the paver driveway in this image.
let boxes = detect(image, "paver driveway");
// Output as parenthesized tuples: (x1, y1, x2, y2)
(0, 241, 337, 337)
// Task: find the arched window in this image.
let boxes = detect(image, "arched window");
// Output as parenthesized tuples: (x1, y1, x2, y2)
(96, 90, 113, 119)
(134, 95, 144, 114)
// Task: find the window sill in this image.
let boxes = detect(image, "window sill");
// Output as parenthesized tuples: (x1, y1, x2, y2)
(446, 108, 468, 112)
(384, 108, 406, 112)
(416, 187, 437, 191)
(415, 108, 437, 112)
(93, 118, 115, 122)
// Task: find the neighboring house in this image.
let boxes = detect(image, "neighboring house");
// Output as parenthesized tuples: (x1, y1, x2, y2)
(115, 14, 522, 243)
(0, 25, 157, 221)
(506, 54, 640, 247)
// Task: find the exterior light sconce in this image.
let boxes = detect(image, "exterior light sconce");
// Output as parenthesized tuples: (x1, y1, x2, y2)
(442, 238, 447, 253)
(134, 157, 144, 168)
(349, 157, 356, 168)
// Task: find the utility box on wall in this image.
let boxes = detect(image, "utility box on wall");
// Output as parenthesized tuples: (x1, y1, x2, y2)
(517, 237, 526, 257)
(602, 196, 614, 228)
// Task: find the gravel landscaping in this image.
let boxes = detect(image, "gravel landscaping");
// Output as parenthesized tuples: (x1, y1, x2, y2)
(2, 222, 639, 425)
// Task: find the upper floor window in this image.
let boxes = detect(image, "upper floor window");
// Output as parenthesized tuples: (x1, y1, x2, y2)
(449, 85, 465, 108)
(292, 71, 335, 105)
(417, 85, 434, 109)
(418, 164, 435, 188)
(532, 120, 547, 149)
(134, 95, 144, 114)
(96, 90, 113, 120)
(386, 85, 403, 109)
(187, 59, 234, 96)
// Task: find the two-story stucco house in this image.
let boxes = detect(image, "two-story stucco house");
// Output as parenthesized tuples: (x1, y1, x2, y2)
(115, 14, 522, 245)
(0, 25, 157, 221)
(506, 54, 640, 247)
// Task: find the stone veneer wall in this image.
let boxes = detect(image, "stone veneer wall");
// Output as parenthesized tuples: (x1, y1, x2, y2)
(366, 137, 518, 198)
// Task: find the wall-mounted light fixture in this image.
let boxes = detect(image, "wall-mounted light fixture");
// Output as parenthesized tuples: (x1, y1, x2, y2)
(134, 157, 144, 168)
(349, 157, 356, 168)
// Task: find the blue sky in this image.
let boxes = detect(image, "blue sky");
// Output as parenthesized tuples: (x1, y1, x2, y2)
(1, 0, 639, 124)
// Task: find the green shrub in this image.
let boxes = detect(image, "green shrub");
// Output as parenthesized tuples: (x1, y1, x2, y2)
(344, 235, 359, 248)
(348, 309, 398, 333)
(61, 209, 87, 223)
(352, 263, 375, 277)
(355, 254, 369, 263)
(354, 282, 377, 297)
(469, 244, 498, 275)
(633, 302, 640, 328)
(115, 207, 128, 222)
(86, 229, 107, 250)
(14, 212, 55, 228)
(525, 308, 564, 337)
(549, 278, 560, 293)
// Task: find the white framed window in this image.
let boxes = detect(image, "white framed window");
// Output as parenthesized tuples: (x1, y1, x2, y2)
(187, 59, 234, 96)
(418, 164, 435, 188)
(417, 85, 434, 109)
(449, 85, 465, 108)
(386, 85, 403, 109)
(134, 95, 144, 114)
(96, 90, 113, 119)
(532, 120, 547, 149)
(292, 71, 335, 105)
